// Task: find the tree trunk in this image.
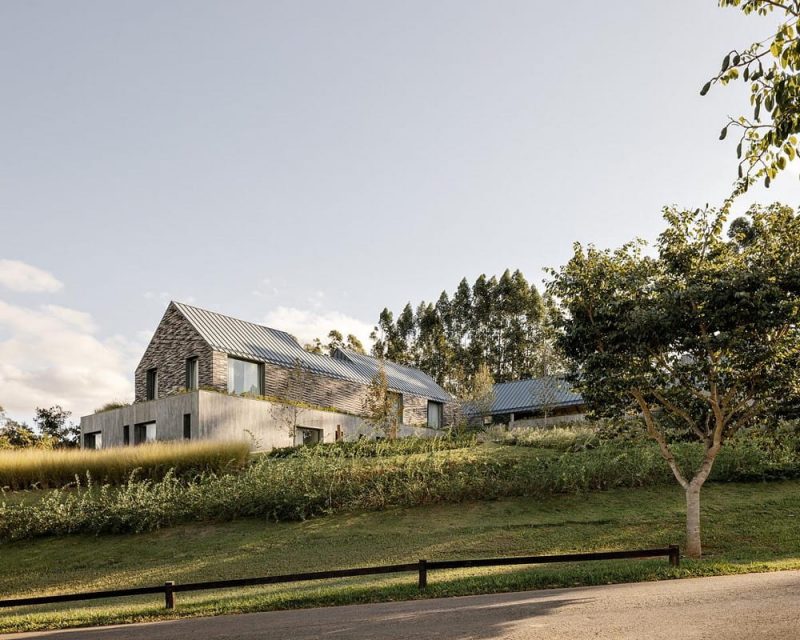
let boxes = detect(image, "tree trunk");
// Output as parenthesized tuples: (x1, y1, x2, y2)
(685, 484, 702, 558)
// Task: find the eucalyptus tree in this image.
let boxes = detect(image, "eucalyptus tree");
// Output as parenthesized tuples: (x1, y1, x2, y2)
(548, 204, 800, 557)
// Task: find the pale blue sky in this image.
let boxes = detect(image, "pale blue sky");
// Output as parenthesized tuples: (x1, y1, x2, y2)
(1, 1, 797, 420)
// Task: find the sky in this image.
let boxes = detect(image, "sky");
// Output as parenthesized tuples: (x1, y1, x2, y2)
(1, 1, 798, 422)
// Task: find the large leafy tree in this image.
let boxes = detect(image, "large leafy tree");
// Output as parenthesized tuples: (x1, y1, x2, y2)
(33, 406, 79, 447)
(703, 1, 800, 190)
(548, 204, 800, 557)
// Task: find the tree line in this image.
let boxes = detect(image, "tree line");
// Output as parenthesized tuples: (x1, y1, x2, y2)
(369, 269, 565, 395)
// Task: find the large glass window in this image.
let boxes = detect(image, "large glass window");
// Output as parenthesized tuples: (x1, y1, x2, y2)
(427, 401, 443, 429)
(185, 357, 199, 390)
(227, 358, 263, 395)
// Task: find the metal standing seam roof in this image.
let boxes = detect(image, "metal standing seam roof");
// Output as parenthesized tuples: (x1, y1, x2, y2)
(489, 377, 584, 415)
(332, 348, 451, 402)
(172, 302, 451, 402)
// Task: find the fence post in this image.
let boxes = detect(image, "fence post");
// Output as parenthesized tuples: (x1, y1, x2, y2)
(164, 581, 175, 609)
(418, 559, 427, 590)
(668, 545, 680, 567)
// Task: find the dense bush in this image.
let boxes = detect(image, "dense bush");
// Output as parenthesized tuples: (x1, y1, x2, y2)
(266, 435, 479, 459)
(0, 441, 251, 490)
(2, 430, 799, 542)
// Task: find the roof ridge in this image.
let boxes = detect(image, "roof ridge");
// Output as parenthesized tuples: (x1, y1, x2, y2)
(173, 301, 298, 341)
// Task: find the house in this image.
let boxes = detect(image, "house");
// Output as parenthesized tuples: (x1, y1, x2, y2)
(485, 376, 585, 427)
(80, 302, 456, 449)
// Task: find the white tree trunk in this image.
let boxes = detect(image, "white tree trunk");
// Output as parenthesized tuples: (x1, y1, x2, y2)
(685, 484, 702, 558)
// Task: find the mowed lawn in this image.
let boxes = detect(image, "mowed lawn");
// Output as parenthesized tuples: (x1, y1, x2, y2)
(1, 480, 799, 633)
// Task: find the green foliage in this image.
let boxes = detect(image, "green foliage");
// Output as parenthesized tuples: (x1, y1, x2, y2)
(705, 1, 800, 189)
(0, 420, 40, 449)
(33, 406, 79, 447)
(361, 361, 397, 438)
(548, 204, 800, 490)
(3, 434, 800, 542)
(266, 435, 478, 459)
(371, 269, 560, 393)
(304, 330, 366, 355)
(94, 401, 131, 414)
(0, 440, 251, 490)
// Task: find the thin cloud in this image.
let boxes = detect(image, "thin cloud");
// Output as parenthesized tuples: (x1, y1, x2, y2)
(0, 260, 63, 293)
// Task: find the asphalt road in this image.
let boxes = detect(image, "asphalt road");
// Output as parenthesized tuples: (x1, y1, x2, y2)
(3, 570, 800, 640)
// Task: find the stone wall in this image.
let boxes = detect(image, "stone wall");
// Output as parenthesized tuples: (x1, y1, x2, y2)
(134, 304, 216, 402)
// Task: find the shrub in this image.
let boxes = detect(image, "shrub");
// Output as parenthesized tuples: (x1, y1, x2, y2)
(2, 423, 799, 542)
(0, 440, 251, 490)
(266, 435, 478, 459)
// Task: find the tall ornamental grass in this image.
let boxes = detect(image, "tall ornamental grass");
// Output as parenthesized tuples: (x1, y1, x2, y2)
(0, 440, 251, 490)
(2, 436, 798, 542)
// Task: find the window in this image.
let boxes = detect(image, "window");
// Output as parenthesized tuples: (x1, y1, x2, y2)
(83, 431, 102, 449)
(185, 357, 199, 390)
(183, 414, 192, 439)
(427, 401, 443, 429)
(134, 421, 156, 445)
(296, 427, 323, 446)
(146, 368, 158, 400)
(227, 357, 263, 395)
(123, 425, 130, 446)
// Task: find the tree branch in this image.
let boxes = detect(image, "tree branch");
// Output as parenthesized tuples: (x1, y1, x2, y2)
(632, 389, 689, 489)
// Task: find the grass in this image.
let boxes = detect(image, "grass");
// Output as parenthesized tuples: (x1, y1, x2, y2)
(1, 480, 799, 633)
(0, 440, 251, 490)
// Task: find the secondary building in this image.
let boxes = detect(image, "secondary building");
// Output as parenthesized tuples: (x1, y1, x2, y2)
(80, 302, 456, 449)
(487, 376, 585, 427)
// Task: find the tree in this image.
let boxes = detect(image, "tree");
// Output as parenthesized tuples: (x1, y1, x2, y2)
(34, 405, 79, 447)
(703, 1, 800, 191)
(362, 360, 398, 439)
(271, 358, 310, 445)
(304, 330, 367, 356)
(548, 204, 800, 557)
(0, 419, 39, 449)
(463, 363, 496, 428)
(371, 270, 555, 394)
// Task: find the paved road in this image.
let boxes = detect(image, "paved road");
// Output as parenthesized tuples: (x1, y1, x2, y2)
(3, 571, 800, 640)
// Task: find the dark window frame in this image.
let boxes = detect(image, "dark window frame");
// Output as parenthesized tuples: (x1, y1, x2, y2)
(185, 357, 199, 390)
(427, 400, 444, 429)
(183, 413, 192, 439)
(123, 425, 130, 446)
(227, 357, 264, 396)
(145, 368, 158, 401)
(134, 421, 156, 445)
(83, 431, 102, 450)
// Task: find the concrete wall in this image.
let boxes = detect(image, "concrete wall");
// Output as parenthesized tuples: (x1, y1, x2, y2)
(80, 391, 443, 451)
(80, 393, 199, 448)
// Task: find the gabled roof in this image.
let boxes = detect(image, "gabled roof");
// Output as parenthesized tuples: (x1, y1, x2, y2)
(172, 302, 451, 402)
(489, 376, 584, 415)
(332, 348, 451, 402)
